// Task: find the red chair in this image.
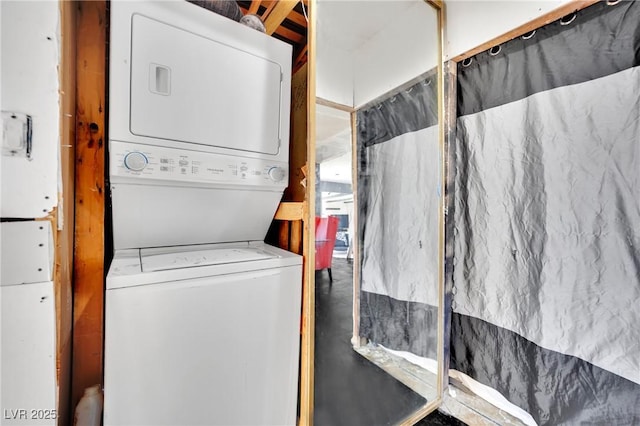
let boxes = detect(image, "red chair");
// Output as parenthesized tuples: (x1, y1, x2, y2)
(315, 216, 339, 283)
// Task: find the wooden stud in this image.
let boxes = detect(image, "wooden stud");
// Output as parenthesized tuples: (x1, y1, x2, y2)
(72, 0, 107, 410)
(264, 0, 299, 35)
(287, 10, 308, 28)
(294, 44, 308, 69)
(56, 1, 77, 423)
(451, 0, 599, 62)
(279, 221, 291, 251)
(248, 0, 262, 15)
(426, 0, 444, 10)
(316, 97, 354, 113)
(398, 399, 443, 426)
(286, 64, 309, 203)
(275, 202, 305, 221)
(442, 58, 457, 397)
(260, 1, 278, 21)
(293, 54, 308, 75)
(435, 0, 446, 409)
(275, 25, 304, 44)
(298, 0, 316, 421)
(290, 220, 303, 255)
(292, 63, 312, 426)
(350, 110, 361, 347)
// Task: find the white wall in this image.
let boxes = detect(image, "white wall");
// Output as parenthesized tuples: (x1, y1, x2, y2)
(353, 1, 438, 107)
(317, 1, 576, 105)
(1, 281, 57, 426)
(0, 1, 60, 423)
(1, 0, 60, 218)
(316, 43, 353, 106)
(445, 0, 572, 59)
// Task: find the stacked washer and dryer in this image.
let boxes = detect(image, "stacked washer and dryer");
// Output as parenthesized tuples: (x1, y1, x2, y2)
(104, 2, 302, 424)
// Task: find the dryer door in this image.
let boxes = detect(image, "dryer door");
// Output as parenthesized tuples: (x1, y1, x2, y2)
(130, 14, 283, 155)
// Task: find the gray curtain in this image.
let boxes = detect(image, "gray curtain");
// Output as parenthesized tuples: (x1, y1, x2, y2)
(357, 72, 440, 359)
(451, 2, 640, 424)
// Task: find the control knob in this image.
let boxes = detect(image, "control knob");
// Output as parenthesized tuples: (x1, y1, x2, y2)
(124, 151, 148, 172)
(268, 166, 286, 182)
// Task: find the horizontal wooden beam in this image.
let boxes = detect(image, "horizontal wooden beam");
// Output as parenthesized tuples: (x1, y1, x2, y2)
(316, 97, 354, 113)
(264, 0, 298, 35)
(274, 25, 304, 44)
(287, 10, 308, 27)
(274, 202, 305, 221)
(452, 0, 599, 62)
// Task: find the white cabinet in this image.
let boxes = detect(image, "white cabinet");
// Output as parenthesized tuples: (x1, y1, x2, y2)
(0, 282, 57, 426)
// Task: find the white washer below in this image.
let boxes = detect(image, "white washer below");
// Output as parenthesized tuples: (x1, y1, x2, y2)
(104, 241, 302, 425)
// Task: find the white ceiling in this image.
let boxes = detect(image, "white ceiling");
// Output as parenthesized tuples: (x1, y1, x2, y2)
(317, 0, 421, 53)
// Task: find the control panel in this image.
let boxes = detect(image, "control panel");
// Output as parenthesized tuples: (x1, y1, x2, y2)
(110, 141, 288, 186)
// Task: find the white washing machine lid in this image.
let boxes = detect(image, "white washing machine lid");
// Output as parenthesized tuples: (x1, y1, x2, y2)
(141, 247, 277, 272)
(106, 241, 302, 290)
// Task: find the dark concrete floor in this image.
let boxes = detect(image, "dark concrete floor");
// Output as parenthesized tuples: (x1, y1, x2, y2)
(314, 258, 426, 426)
(313, 257, 467, 426)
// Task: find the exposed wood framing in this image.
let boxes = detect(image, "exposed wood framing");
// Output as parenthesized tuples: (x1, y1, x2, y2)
(293, 45, 308, 74)
(275, 218, 304, 255)
(264, 0, 298, 35)
(350, 111, 361, 347)
(286, 10, 307, 27)
(289, 62, 313, 425)
(399, 400, 442, 426)
(451, 0, 600, 62)
(426, 0, 444, 10)
(56, 1, 77, 423)
(279, 221, 291, 249)
(260, 1, 278, 22)
(294, 44, 308, 65)
(286, 67, 309, 203)
(72, 0, 107, 410)
(299, 0, 316, 420)
(239, 0, 308, 74)
(275, 202, 305, 221)
(435, 0, 446, 407)
(316, 97, 353, 113)
(275, 25, 304, 44)
(290, 220, 303, 255)
(442, 58, 457, 396)
(248, 0, 261, 15)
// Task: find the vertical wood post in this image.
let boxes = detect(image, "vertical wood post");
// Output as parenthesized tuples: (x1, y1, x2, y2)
(72, 0, 107, 411)
(57, 1, 77, 423)
(299, 0, 317, 416)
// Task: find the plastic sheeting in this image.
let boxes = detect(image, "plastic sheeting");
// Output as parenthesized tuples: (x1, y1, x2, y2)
(358, 72, 440, 358)
(452, 2, 640, 424)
